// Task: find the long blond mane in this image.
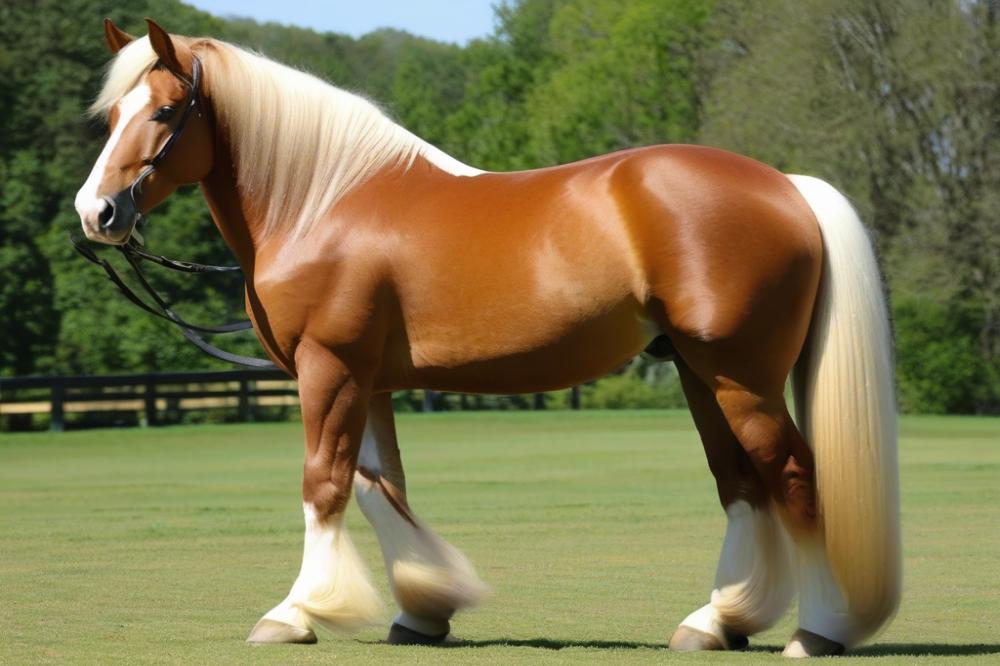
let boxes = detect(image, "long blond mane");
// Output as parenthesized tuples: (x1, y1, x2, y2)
(90, 35, 429, 239)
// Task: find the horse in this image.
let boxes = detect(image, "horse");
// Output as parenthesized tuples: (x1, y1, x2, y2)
(75, 19, 901, 657)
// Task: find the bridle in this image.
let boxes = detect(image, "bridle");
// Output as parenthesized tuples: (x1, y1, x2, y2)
(72, 56, 277, 370)
(102, 56, 203, 240)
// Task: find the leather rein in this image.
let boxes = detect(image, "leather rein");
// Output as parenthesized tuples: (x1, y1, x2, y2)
(72, 56, 276, 370)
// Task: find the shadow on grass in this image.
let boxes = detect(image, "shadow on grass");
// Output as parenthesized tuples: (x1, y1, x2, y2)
(385, 638, 1000, 657)
(743, 642, 1000, 657)
(854, 643, 1000, 657)
(430, 638, 666, 650)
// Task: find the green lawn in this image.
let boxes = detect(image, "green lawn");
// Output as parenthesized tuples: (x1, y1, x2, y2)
(1, 411, 998, 664)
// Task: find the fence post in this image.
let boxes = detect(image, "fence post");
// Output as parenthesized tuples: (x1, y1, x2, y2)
(533, 393, 546, 410)
(50, 385, 65, 432)
(422, 389, 434, 413)
(144, 382, 157, 427)
(570, 386, 581, 410)
(238, 379, 251, 422)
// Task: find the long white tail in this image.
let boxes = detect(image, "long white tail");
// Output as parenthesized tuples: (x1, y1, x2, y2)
(786, 175, 901, 643)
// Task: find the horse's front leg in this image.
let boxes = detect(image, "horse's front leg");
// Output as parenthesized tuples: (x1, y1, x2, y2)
(247, 343, 383, 643)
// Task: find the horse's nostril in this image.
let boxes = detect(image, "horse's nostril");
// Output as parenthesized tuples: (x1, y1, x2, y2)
(98, 199, 115, 228)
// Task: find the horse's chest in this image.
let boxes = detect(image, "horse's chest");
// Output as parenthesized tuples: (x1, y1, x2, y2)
(250, 255, 382, 356)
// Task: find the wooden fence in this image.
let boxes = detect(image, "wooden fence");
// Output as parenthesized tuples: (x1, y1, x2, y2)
(0, 369, 296, 431)
(1, 370, 584, 432)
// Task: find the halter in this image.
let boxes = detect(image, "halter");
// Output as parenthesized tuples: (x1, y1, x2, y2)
(73, 56, 277, 370)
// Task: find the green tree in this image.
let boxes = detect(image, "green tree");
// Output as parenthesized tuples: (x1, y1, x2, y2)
(700, 0, 1000, 413)
(390, 39, 466, 148)
(525, 0, 711, 165)
(443, 0, 564, 170)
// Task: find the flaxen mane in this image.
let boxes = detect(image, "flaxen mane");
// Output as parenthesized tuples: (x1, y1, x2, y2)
(91, 35, 434, 239)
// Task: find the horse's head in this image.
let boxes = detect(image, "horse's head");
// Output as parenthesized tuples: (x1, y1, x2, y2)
(76, 19, 214, 244)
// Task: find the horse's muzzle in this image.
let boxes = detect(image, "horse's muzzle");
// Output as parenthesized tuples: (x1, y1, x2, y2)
(94, 188, 141, 244)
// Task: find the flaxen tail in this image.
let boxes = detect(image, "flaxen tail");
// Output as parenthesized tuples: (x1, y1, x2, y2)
(786, 175, 901, 644)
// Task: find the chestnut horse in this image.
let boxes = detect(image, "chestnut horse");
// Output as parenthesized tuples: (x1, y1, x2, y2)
(76, 20, 901, 657)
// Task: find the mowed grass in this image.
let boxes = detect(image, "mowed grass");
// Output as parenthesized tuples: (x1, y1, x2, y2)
(1, 411, 998, 664)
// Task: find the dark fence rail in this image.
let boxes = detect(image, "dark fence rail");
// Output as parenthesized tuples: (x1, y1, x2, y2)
(0, 369, 295, 431)
(1, 370, 585, 432)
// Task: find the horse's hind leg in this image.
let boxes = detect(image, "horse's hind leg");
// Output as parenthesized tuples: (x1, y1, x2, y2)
(669, 358, 794, 652)
(675, 342, 851, 657)
(353, 393, 488, 644)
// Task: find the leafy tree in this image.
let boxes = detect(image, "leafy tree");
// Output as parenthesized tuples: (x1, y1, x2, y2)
(700, 0, 1000, 413)
(390, 39, 466, 148)
(525, 0, 711, 164)
(894, 298, 989, 414)
(443, 0, 565, 170)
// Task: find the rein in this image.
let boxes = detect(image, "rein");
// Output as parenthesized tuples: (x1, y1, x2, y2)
(71, 234, 275, 369)
(72, 55, 276, 370)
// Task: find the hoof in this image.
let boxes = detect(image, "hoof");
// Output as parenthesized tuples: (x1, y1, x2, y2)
(669, 625, 748, 652)
(782, 628, 845, 658)
(246, 618, 317, 644)
(386, 621, 450, 646)
(728, 633, 750, 651)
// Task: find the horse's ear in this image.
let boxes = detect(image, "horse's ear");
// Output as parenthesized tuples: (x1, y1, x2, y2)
(145, 18, 188, 76)
(104, 18, 135, 54)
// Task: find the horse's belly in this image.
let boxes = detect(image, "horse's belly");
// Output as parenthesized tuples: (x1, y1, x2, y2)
(390, 298, 655, 394)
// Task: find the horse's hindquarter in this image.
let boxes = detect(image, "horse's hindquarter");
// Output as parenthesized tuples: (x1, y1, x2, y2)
(622, 145, 824, 384)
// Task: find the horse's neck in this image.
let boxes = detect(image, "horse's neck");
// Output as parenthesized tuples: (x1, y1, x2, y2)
(199, 134, 262, 272)
(198, 118, 483, 268)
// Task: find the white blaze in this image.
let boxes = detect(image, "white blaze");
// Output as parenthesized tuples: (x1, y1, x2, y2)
(75, 84, 151, 229)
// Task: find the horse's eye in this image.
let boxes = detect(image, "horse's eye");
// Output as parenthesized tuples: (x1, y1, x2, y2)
(151, 106, 176, 121)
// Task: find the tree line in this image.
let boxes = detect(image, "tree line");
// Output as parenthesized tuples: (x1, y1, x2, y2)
(1, 0, 997, 414)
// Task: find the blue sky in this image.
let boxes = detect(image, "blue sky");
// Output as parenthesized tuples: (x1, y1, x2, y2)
(185, 0, 500, 44)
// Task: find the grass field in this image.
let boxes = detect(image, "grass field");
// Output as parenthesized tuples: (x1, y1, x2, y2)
(1, 411, 998, 664)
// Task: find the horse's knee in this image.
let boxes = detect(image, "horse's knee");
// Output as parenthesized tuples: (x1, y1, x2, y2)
(303, 459, 354, 518)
